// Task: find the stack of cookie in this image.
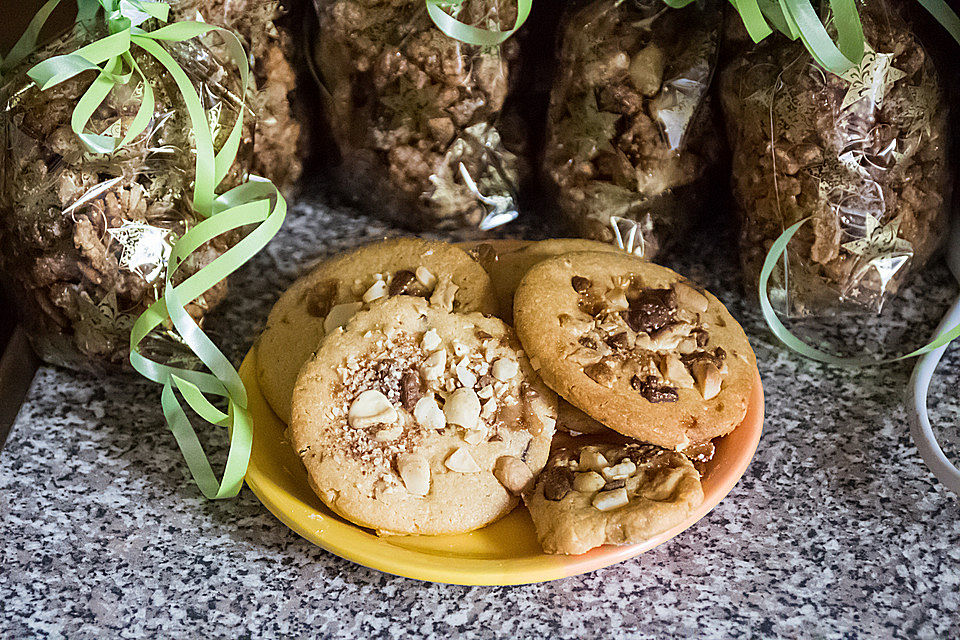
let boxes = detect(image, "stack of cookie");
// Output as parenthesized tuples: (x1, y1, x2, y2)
(509, 247, 756, 554)
(255, 238, 757, 554)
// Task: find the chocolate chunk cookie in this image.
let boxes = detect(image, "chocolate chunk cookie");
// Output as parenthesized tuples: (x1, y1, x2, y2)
(256, 239, 496, 423)
(525, 440, 704, 555)
(513, 251, 756, 449)
(290, 296, 557, 536)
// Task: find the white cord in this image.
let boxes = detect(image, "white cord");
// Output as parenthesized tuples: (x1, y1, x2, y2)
(908, 215, 960, 495)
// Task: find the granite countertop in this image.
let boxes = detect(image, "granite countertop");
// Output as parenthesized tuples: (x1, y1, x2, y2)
(1, 197, 958, 639)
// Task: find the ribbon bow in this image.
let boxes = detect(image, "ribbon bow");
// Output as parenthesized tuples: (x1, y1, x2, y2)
(3, 0, 287, 499)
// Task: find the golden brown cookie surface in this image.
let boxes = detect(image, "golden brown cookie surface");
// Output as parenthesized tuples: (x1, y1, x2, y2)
(290, 296, 557, 536)
(514, 251, 756, 449)
(555, 399, 614, 435)
(525, 440, 704, 555)
(484, 238, 621, 321)
(256, 238, 496, 423)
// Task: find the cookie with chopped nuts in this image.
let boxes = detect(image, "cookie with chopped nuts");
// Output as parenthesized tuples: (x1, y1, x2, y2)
(483, 238, 622, 321)
(514, 251, 757, 449)
(525, 440, 704, 555)
(290, 296, 557, 536)
(256, 238, 496, 423)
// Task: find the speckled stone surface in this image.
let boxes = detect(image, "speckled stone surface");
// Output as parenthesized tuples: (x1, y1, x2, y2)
(1, 197, 958, 639)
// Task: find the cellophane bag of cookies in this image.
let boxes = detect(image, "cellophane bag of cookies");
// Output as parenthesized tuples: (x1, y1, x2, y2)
(0, 27, 254, 373)
(543, 0, 723, 258)
(170, 0, 305, 191)
(310, 0, 522, 231)
(719, 0, 951, 316)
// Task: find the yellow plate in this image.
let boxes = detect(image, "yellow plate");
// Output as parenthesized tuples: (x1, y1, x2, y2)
(241, 350, 764, 585)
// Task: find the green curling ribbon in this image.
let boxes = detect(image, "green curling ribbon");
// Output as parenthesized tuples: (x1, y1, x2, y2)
(735, 0, 960, 74)
(594, 0, 956, 76)
(7, 0, 287, 499)
(425, 0, 532, 47)
(758, 218, 960, 366)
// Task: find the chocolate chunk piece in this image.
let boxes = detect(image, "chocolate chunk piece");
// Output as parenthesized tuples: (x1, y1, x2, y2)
(542, 466, 574, 501)
(578, 334, 601, 350)
(399, 370, 424, 411)
(692, 328, 709, 348)
(389, 270, 425, 296)
(304, 279, 339, 318)
(578, 294, 604, 316)
(584, 361, 616, 387)
(571, 275, 592, 293)
(623, 444, 661, 466)
(606, 331, 630, 349)
(631, 375, 679, 403)
(623, 288, 677, 334)
(681, 346, 726, 369)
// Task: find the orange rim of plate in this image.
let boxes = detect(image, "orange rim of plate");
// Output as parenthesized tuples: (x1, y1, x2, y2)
(241, 349, 764, 585)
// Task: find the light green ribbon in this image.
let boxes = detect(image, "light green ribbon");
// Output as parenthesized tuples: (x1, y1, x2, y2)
(4, 0, 286, 498)
(425, 0, 960, 76)
(758, 217, 960, 365)
(424, 0, 532, 46)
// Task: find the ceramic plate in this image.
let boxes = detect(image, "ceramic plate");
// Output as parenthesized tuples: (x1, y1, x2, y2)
(241, 350, 763, 585)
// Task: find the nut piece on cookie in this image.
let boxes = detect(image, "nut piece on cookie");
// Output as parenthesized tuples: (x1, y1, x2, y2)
(397, 453, 431, 496)
(444, 388, 482, 430)
(493, 456, 535, 495)
(413, 395, 446, 431)
(445, 447, 482, 473)
(289, 296, 557, 536)
(513, 251, 757, 449)
(524, 439, 705, 555)
(348, 390, 398, 429)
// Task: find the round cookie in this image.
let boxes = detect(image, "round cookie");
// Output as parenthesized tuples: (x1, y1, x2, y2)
(290, 296, 558, 536)
(485, 238, 621, 321)
(525, 440, 704, 555)
(256, 238, 496, 423)
(513, 251, 757, 449)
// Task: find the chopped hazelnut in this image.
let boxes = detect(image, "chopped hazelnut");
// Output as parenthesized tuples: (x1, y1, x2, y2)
(421, 328, 442, 352)
(601, 459, 637, 480)
(691, 361, 722, 400)
(362, 278, 388, 303)
(573, 471, 606, 493)
(592, 487, 629, 511)
(415, 266, 437, 290)
(579, 447, 609, 472)
(445, 447, 481, 473)
(444, 387, 481, 430)
(348, 390, 398, 429)
(420, 349, 446, 381)
(673, 282, 709, 313)
(413, 395, 446, 431)
(492, 357, 519, 381)
(397, 453, 430, 495)
(494, 456, 534, 494)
